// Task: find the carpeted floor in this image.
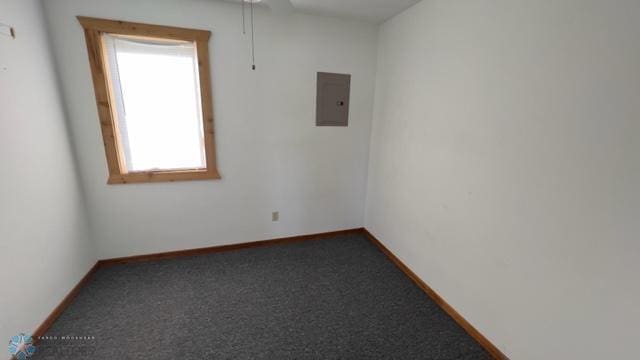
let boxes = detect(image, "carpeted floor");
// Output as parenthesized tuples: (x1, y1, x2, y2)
(35, 233, 491, 359)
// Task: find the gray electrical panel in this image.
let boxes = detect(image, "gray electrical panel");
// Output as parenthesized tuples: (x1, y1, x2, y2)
(316, 72, 351, 127)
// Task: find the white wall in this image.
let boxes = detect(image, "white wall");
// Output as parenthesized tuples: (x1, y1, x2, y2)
(0, 0, 95, 344)
(43, 0, 378, 259)
(366, 0, 640, 359)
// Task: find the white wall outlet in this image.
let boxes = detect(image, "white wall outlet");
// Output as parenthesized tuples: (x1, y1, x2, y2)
(272, 211, 279, 222)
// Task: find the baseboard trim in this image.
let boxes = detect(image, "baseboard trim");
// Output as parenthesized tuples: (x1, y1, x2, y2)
(30, 227, 508, 360)
(32, 262, 101, 341)
(30, 228, 362, 341)
(362, 228, 509, 360)
(97, 228, 363, 267)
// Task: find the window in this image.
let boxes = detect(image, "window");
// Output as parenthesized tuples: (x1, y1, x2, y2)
(78, 17, 220, 184)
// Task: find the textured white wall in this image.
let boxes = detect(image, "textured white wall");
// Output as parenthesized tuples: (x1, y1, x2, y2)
(365, 0, 640, 358)
(43, 0, 378, 259)
(0, 0, 95, 344)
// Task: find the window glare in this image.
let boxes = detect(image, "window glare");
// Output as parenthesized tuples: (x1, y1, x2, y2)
(105, 35, 205, 172)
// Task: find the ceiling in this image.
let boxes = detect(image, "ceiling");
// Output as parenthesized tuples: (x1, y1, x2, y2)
(220, 0, 421, 23)
(290, 0, 421, 22)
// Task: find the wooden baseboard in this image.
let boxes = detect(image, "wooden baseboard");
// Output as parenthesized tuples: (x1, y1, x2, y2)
(30, 227, 507, 360)
(97, 228, 363, 267)
(30, 228, 361, 340)
(32, 262, 100, 341)
(362, 228, 509, 360)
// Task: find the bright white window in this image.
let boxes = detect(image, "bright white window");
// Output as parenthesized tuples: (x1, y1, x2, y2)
(103, 35, 206, 172)
(79, 17, 219, 184)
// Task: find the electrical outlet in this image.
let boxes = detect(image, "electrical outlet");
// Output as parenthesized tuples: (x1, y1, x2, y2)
(272, 211, 279, 222)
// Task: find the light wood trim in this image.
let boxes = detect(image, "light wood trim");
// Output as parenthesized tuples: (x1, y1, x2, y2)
(196, 38, 219, 176)
(32, 263, 100, 342)
(29, 229, 362, 340)
(98, 228, 363, 266)
(30, 228, 508, 360)
(77, 17, 210, 42)
(108, 168, 220, 184)
(362, 228, 510, 360)
(77, 17, 220, 184)
(81, 26, 123, 177)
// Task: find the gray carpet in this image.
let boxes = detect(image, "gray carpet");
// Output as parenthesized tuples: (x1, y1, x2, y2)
(35, 233, 491, 359)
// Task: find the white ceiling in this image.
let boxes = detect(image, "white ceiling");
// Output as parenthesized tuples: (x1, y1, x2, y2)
(220, 0, 422, 23)
(290, 0, 421, 22)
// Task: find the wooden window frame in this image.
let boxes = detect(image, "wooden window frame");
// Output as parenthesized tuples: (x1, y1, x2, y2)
(78, 16, 220, 184)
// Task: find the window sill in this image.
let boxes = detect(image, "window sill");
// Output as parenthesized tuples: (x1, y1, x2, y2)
(107, 169, 221, 185)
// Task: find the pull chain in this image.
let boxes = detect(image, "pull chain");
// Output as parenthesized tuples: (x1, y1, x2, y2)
(240, 1, 257, 70)
(250, 0, 256, 70)
(241, 0, 246, 34)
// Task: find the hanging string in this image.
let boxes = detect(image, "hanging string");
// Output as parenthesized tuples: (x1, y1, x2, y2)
(250, 0, 256, 70)
(241, 0, 246, 34)
(239, 0, 256, 70)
